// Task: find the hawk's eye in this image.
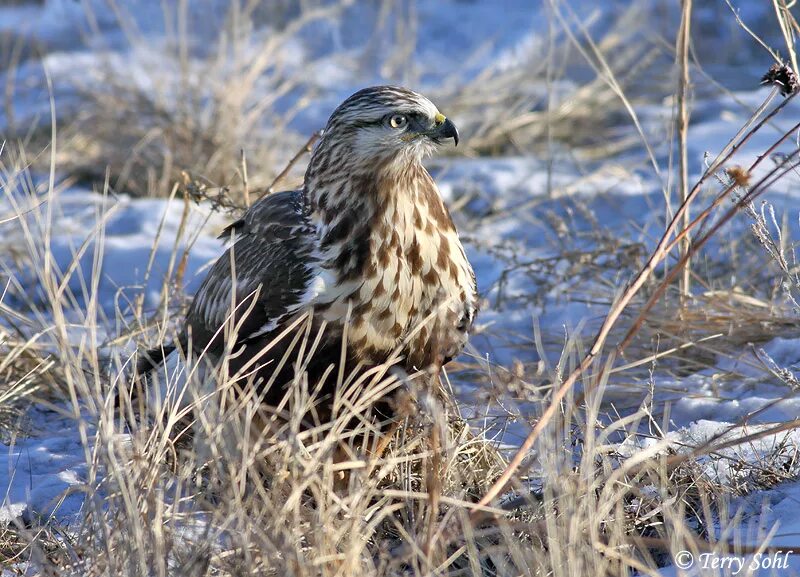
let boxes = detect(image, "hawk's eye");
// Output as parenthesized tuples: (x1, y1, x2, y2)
(388, 114, 408, 129)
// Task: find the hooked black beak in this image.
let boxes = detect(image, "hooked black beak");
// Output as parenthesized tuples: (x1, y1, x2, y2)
(431, 116, 459, 147)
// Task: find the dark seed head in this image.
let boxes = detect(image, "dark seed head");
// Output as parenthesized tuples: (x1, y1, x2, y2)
(761, 63, 800, 97)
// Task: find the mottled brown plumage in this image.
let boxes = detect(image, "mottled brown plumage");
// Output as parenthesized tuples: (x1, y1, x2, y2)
(139, 86, 477, 422)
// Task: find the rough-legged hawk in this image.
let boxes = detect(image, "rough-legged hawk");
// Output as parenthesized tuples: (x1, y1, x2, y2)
(138, 86, 478, 423)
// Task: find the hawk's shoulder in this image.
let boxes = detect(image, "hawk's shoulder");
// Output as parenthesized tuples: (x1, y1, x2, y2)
(219, 189, 312, 240)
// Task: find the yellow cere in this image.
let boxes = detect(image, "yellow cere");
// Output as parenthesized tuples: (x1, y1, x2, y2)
(434, 112, 446, 126)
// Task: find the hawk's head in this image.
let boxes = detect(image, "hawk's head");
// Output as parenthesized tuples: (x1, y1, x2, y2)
(319, 86, 459, 164)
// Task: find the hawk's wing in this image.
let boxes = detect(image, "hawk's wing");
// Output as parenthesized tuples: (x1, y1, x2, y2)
(181, 189, 318, 359)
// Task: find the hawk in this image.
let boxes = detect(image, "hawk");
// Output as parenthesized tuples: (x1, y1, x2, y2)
(139, 86, 478, 423)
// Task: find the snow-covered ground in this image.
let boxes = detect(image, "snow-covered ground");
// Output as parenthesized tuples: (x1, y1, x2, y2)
(2, 0, 800, 575)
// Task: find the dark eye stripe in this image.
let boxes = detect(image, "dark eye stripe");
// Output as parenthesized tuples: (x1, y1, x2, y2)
(331, 111, 427, 131)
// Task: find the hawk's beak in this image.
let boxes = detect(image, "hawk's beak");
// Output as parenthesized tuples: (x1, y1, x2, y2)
(432, 113, 459, 147)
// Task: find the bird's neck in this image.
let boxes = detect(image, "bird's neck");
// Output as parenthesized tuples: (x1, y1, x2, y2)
(304, 152, 433, 279)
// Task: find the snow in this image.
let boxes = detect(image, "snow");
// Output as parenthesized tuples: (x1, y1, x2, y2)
(2, 187, 229, 331)
(2, 0, 800, 574)
(0, 407, 89, 525)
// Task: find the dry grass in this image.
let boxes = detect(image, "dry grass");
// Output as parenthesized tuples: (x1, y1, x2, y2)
(0, 196, 797, 574)
(2, 247, 792, 577)
(438, 2, 671, 159)
(2, 1, 800, 576)
(0, 2, 357, 202)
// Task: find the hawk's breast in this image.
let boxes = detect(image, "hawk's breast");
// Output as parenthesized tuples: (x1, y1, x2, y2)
(314, 174, 477, 371)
